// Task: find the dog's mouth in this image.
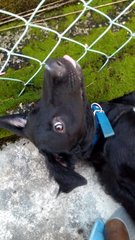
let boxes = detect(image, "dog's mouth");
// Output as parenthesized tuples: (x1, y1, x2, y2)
(55, 154, 66, 167)
(54, 153, 74, 169)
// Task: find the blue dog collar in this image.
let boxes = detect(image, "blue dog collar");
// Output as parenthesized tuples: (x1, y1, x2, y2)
(91, 103, 115, 140)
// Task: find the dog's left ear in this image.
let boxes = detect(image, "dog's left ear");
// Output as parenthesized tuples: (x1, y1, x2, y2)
(0, 113, 28, 137)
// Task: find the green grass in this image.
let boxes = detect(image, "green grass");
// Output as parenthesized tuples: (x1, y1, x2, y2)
(0, 1, 135, 139)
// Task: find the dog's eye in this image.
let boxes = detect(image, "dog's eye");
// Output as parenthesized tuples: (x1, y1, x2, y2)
(53, 122, 65, 133)
(52, 117, 65, 133)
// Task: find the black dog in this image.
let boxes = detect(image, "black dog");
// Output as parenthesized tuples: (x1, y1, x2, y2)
(0, 55, 135, 220)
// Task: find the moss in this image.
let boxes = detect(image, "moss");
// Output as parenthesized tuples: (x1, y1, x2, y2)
(44, 2, 83, 33)
(126, 15, 135, 32)
(84, 52, 135, 102)
(23, 32, 57, 61)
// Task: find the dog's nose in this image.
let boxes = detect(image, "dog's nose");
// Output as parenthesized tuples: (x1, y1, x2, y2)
(63, 55, 76, 68)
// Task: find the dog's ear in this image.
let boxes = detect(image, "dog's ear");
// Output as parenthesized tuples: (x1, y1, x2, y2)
(45, 153, 87, 193)
(0, 113, 28, 137)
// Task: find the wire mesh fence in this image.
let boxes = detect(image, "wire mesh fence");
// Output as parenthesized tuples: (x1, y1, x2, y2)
(0, 0, 135, 96)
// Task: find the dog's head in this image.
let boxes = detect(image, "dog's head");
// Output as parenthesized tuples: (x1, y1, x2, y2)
(0, 56, 95, 193)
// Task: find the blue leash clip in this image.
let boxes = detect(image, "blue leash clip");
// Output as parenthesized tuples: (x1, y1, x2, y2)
(91, 103, 115, 138)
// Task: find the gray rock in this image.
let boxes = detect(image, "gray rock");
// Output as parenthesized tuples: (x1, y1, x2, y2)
(0, 138, 119, 240)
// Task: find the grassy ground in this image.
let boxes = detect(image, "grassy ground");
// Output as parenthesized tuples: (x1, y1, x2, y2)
(0, 0, 135, 139)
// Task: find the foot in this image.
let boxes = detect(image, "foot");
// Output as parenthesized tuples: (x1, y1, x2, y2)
(104, 218, 130, 240)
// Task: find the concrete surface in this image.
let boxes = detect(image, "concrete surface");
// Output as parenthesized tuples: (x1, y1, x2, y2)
(0, 138, 119, 240)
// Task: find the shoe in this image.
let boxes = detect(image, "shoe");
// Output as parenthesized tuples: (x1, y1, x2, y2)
(104, 218, 130, 240)
(108, 207, 135, 240)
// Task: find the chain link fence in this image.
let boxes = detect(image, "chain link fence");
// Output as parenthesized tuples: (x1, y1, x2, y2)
(0, 0, 135, 96)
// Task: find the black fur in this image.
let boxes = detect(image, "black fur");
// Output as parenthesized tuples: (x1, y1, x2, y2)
(0, 56, 135, 220)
